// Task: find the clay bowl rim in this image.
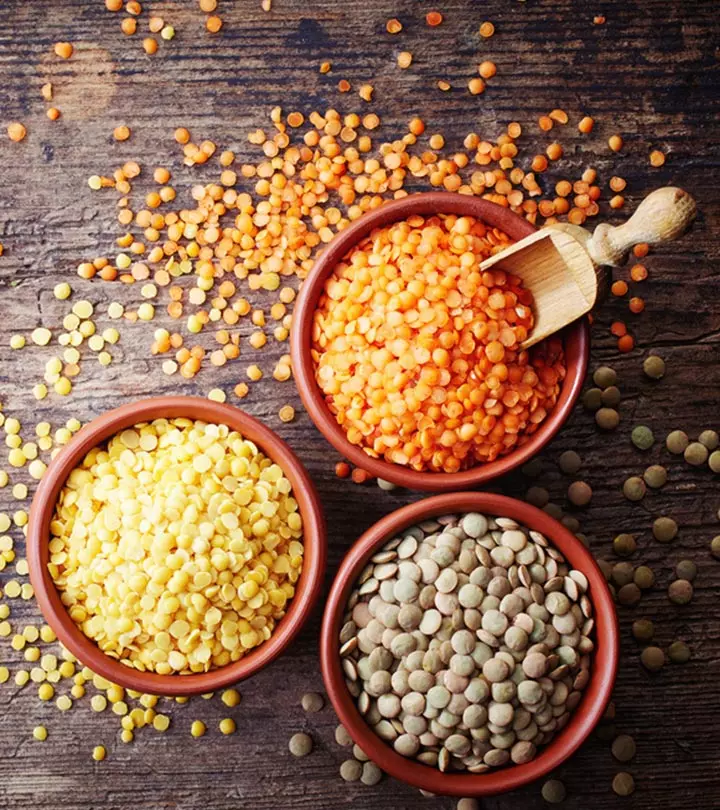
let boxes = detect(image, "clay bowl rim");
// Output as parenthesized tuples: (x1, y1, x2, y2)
(290, 192, 590, 492)
(27, 395, 326, 696)
(320, 492, 619, 797)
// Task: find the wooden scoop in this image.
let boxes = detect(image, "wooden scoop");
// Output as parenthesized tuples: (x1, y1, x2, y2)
(479, 187, 697, 348)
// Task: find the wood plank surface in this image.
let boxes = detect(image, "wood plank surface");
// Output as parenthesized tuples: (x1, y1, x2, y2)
(0, 1, 718, 808)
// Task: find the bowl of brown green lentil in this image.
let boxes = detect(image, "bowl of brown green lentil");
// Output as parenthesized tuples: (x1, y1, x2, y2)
(320, 492, 618, 796)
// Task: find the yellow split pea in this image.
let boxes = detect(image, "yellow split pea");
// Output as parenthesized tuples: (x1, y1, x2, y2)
(49, 418, 304, 674)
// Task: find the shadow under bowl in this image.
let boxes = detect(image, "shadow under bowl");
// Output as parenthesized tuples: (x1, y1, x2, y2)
(27, 396, 326, 696)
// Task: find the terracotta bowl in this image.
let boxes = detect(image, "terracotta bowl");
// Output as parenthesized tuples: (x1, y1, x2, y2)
(290, 192, 590, 491)
(320, 492, 618, 797)
(27, 396, 326, 696)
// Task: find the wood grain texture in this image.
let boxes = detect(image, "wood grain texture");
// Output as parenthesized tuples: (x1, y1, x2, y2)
(0, 0, 719, 808)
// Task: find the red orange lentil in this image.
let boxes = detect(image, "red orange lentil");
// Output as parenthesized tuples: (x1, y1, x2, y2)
(629, 297, 645, 314)
(311, 215, 566, 474)
(611, 280, 628, 297)
(335, 462, 351, 479)
(618, 334, 635, 353)
(630, 264, 648, 282)
(426, 11, 443, 26)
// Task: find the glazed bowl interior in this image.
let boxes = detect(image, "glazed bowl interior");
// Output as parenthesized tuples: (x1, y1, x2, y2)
(291, 192, 590, 491)
(27, 396, 326, 696)
(320, 492, 618, 797)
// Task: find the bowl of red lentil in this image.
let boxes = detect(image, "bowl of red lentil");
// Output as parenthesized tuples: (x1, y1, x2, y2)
(320, 492, 619, 796)
(291, 193, 590, 491)
(27, 396, 326, 696)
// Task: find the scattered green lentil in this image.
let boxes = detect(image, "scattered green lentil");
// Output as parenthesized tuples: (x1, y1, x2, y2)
(711, 536, 720, 559)
(666, 642, 691, 666)
(709, 450, 720, 473)
(640, 646, 665, 671)
(525, 486, 549, 508)
(593, 365, 617, 388)
(643, 355, 665, 379)
(568, 480, 592, 506)
(633, 566, 655, 590)
(582, 388, 603, 411)
(353, 744, 369, 762)
(361, 761, 383, 786)
(684, 441, 709, 466)
(653, 517, 677, 543)
(643, 464, 667, 488)
(611, 734, 636, 763)
(631, 425, 655, 450)
(335, 724, 353, 747)
(668, 579, 693, 605)
(596, 408, 620, 430)
(558, 450, 582, 474)
(601, 386, 622, 407)
(33, 725, 48, 741)
(301, 692, 324, 713)
(612, 562, 635, 588)
(675, 559, 697, 581)
(617, 583, 641, 606)
(696, 429, 718, 451)
(622, 476, 646, 501)
(560, 514, 580, 532)
(289, 732, 313, 757)
(612, 772, 635, 796)
(92, 745, 106, 761)
(666, 430, 689, 454)
(340, 759, 363, 782)
(632, 618, 654, 641)
(541, 779, 567, 804)
(613, 533, 637, 557)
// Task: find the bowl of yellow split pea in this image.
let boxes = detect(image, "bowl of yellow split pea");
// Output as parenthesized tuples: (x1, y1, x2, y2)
(27, 396, 326, 696)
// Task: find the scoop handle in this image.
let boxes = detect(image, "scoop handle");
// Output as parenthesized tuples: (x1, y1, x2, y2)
(586, 187, 696, 267)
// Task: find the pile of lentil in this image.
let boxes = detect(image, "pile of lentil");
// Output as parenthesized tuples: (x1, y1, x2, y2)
(339, 512, 594, 772)
(312, 216, 566, 473)
(50, 418, 304, 673)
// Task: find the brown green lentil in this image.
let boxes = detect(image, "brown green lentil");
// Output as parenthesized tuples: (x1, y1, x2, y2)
(289, 732, 313, 757)
(666, 430, 689, 454)
(711, 535, 720, 559)
(667, 640, 691, 663)
(633, 566, 655, 590)
(611, 734, 636, 763)
(640, 646, 665, 671)
(643, 464, 668, 488)
(632, 618, 654, 641)
(612, 772, 636, 796)
(568, 481, 592, 506)
(631, 425, 654, 450)
(596, 407, 620, 430)
(582, 388, 603, 411)
(544, 502, 563, 519)
(617, 583, 642, 606)
(643, 355, 665, 379)
(526, 486, 550, 507)
(601, 386, 622, 407)
(653, 517, 677, 543)
(613, 533, 637, 557)
(561, 514, 581, 532)
(598, 559, 613, 581)
(612, 562, 635, 588)
(698, 429, 719, 450)
(622, 476, 646, 502)
(541, 779, 567, 804)
(684, 441, 709, 466)
(675, 559, 697, 581)
(709, 450, 720, 473)
(668, 579, 693, 604)
(593, 365, 617, 388)
(558, 450, 582, 474)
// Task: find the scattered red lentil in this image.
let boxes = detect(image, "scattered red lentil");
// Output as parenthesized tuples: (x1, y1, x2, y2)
(113, 125, 131, 142)
(319, 61, 332, 73)
(397, 52, 413, 69)
(630, 264, 648, 282)
(143, 37, 158, 54)
(468, 78, 485, 95)
(578, 117, 594, 134)
(649, 149, 666, 167)
(629, 297, 645, 314)
(386, 18, 403, 34)
(338, 80, 351, 93)
(594, 15, 606, 24)
(611, 280, 629, 297)
(538, 116, 553, 132)
(335, 462, 351, 479)
(609, 195, 625, 209)
(549, 109, 568, 124)
(46, 108, 61, 121)
(426, 11, 443, 26)
(121, 17, 138, 35)
(618, 334, 635, 352)
(478, 61, 497, 79)
(206, 15, 223, 32)
(611, 321, 628, 337)
(7, 122, 26, 142)
(54, 42, 74, 59)
(633, 243, 649, 259)
(479, 21, 495, 38)
(608, 135, 624, 152)
(609, 176, 626, 192)
(351, 468, 373, 485)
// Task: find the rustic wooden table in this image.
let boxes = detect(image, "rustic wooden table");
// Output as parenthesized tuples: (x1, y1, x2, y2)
(0, 1, 718, 808)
